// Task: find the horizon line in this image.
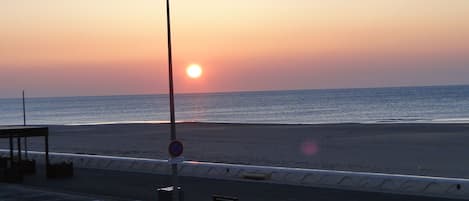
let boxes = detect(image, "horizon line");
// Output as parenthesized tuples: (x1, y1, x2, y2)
(1, 83, 469, 100)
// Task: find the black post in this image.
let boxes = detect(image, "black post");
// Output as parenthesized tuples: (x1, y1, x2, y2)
(166, 0, 180, 201)
(17, 135, 22, 162)
(9, 134, 14, 167)
(22, 90, 28, 159)
(22, 91, 26, 126)
(45, 131, 50, 177)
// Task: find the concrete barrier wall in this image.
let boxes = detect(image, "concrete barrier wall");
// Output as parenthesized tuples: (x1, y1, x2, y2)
(1, 149, 468, 200)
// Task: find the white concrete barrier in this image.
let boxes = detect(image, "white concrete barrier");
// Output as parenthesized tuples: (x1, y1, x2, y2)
(1, 149, 468, 200)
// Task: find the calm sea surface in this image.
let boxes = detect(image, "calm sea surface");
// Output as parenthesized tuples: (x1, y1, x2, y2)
(1, 85, 469, 125)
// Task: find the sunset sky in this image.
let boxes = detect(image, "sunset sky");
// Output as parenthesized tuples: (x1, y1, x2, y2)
(1, 0, 469, 98)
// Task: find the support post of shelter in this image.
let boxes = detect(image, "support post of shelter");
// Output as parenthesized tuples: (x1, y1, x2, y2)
(17, 136, 21, 162)
(45, 132, 49, 167)
(9, 134, 13, 166)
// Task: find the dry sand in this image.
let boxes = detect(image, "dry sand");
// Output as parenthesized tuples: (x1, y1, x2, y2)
(2, 123, 469, 178)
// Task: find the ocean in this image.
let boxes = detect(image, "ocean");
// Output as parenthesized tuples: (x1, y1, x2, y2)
(1, 85, 469, 125)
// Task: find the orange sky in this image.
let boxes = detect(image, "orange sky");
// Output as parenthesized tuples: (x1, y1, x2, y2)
(1, 0, 469, 97)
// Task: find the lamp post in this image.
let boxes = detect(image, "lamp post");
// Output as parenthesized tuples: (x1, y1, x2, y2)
(165, 0, 180, 200)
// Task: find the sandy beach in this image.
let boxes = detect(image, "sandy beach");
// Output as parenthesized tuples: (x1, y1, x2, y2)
(2, 123, 469, 179)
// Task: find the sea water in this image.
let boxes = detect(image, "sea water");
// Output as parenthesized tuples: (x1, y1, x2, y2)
(1, 85, 469, 125)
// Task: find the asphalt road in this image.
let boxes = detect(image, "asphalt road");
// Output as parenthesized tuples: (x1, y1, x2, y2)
(0, 184, 116, 201)
(1, 167, 465, 201)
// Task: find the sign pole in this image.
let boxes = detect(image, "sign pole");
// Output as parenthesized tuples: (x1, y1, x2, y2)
(166, 0, 180, 200)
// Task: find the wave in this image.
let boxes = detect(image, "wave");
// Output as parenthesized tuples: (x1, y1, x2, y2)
(431, 118, 469, 123)
(64, 120, 182, 126)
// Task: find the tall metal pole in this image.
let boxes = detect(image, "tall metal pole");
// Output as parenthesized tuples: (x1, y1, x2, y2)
(166, 0, 180, 200)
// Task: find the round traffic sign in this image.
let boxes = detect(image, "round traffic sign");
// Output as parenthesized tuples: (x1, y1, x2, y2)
(168, 140, 184, 157)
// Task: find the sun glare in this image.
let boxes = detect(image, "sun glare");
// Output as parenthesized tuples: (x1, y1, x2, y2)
(186, 64, 203, 79)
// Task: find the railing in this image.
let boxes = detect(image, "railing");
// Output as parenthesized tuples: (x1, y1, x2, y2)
(1, 149, 468, 200)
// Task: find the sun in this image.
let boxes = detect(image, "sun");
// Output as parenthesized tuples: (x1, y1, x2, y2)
(186, 64, 203, 79)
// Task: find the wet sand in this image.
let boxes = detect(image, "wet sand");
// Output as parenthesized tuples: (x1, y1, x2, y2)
(2, 123, 469, 178)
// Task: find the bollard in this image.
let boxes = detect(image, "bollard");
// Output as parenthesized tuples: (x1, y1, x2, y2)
(157, 186, 184, 201)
